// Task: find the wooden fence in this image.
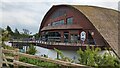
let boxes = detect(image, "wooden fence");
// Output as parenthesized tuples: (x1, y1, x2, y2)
(1, 48, 91, 68)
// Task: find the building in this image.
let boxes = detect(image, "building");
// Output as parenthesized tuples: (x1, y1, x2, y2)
(39, 5, 120, 58)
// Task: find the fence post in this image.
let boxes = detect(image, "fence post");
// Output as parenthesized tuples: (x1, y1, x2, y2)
(0, 46, 2, 68)
(14, 49, 19, 68)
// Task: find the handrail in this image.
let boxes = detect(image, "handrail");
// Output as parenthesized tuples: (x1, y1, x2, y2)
(9, 40, 101, 46)
(2, 49, 91, 68)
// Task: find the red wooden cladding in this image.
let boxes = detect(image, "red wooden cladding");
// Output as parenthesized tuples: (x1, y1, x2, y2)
(40, 5, 108, 47)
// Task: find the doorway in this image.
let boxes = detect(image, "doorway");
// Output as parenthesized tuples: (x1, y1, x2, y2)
(88, 32, 95, 45)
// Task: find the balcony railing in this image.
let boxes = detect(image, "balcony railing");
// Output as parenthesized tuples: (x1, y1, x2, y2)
(9, 39, 102, 47)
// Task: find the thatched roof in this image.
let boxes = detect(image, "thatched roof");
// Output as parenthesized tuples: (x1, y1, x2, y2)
(39, 5, 120, 58)
(72, 5, 120, 58)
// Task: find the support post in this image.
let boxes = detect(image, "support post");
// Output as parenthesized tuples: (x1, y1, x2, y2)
(57, 52, 59, 59)
(14, 49, 19, 68)
(60, 31, 64, 42)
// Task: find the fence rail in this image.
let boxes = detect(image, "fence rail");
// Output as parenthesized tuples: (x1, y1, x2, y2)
(2, 48, 91, 68)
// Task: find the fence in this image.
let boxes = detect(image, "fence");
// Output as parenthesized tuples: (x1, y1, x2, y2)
(1, 48, 91, 68)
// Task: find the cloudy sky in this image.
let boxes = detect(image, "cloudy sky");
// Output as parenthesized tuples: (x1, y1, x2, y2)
(0, 0, 119, 34)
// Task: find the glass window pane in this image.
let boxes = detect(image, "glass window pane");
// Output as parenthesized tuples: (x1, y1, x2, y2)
(67, 17, 73, 25)
(52, 20, 64, 26)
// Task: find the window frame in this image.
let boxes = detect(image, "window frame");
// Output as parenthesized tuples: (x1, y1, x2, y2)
(66, 17, 73, 25)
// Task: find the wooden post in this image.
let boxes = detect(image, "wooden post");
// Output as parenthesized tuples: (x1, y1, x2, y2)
(14, 49, 19, 68)
(57, 52, 59, 59)
(0, 46, 2, 68)
(60, 31, 64, 42)
(3, 53, 9, 67)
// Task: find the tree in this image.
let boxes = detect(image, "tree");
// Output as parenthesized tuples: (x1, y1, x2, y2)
(13, 28, 20, 39)
(1, 28, 14, 50)
(1, 29, 9, 44)
(14, 28, 20, 35)
(23, 29, 29, 34)
(26, 44, 37, 55)
(33, 33, 39, 39)
(6, 26, 13, 35)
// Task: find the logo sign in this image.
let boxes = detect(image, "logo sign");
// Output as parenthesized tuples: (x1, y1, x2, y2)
(80, 31, 86, 41)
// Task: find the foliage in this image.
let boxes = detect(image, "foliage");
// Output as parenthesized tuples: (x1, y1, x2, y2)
(13, 28, 21, 39)
(20, 34, 30, 39)
(19, 56, 58, 68)
(5, 26, 32, 40)
(1, 29, 10, 44)
(1, 26, 35, 41)
(26, 44, 37, 55)
(6, 25, 13, 35)
(54, 48, 73, 62)
(77, 46, 120, 67)
(2, 44, 14, 50)
(1, 28, 14, 51)
(14, 28, 20, 34)
(33, 33, 39, 39)
(23, 29, 29, 34)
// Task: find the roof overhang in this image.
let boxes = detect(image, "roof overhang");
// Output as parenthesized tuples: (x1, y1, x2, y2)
(41, 24, 83, 31)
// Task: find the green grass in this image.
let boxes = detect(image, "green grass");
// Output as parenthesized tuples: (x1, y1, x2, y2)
(19, 56, 59, 68)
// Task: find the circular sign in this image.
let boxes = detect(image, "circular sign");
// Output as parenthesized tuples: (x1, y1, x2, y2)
(80, 31, 86, 41)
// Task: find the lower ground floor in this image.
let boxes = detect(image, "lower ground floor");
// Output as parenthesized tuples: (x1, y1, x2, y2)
(35, 46, 115, 63)
(40, 29, 104, 45)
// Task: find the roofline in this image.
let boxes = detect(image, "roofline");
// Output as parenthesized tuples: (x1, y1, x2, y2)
(39, 5, 120, 33)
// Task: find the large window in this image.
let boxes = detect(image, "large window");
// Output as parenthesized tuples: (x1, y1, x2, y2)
(52, 20, 64, 26)
(47, 32, 61, 42)
(51, 9, 66, 19)
(67, 17, 73, 25)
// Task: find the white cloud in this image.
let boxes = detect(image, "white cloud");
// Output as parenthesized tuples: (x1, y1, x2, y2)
(1, 0, 120, 2)
(0, 1, 119, 34)
(0, 3, 44, 32)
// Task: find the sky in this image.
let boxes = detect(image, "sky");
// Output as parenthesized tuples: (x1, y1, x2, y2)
(0, 0, 120, 34)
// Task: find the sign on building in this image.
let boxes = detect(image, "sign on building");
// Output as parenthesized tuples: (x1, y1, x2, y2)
(80, 31, 86, 42)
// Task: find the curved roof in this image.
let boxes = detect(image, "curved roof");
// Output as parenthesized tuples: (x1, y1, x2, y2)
(72, 5, 120, 58)
(39, 5, 120, 58)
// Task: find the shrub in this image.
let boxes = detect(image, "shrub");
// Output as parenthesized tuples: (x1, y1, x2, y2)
(54, 48, 73, 62)
(26, 44, 37, 55)
(77, 46, 120, 67)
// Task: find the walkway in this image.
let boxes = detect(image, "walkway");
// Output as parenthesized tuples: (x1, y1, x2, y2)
(9, 40, 106, 50)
